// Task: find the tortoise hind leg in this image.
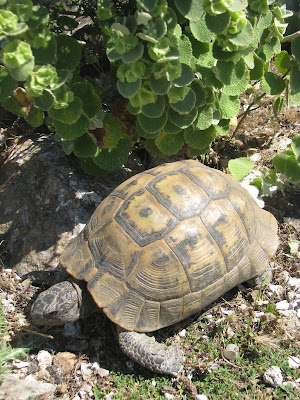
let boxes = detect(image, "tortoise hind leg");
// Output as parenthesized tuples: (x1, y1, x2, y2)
(118, 329, 184, 376)
(246, 264, 272, 290)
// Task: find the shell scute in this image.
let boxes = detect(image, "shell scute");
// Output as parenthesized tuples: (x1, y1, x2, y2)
(60, 160, 278, 332)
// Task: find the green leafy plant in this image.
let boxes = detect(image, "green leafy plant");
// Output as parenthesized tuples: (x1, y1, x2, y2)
(0, 305, 29, 381)
(272, 134, 300, 184)
(0, 0, 299, 174)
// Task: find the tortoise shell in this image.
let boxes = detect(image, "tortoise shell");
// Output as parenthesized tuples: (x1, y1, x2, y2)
(60, 160, 278, 332)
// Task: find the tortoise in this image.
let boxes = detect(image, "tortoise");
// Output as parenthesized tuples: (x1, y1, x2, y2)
(31, 160, 278, 376)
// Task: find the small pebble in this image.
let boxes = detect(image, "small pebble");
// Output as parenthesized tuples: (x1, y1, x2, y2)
(223, 344, 239, 361)
(12, 361, 30, 369)
(275, 300, 290, 311)
(196, 395, 208, 400)
(53, 351, 77, 374)
(80, 363, 93, 381)
(263, 366, 283, 388)
(37, 350, 53, 370)
(178, 329, 186, 337)
(288, 277, 300, 287)
(151, 380, 157, 387)
(164, 394, 174, 400)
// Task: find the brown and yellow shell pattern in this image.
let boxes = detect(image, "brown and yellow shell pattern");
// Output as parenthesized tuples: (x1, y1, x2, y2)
(60, 160, 278, 332)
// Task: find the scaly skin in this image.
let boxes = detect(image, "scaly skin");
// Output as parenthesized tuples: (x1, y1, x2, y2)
(30, 281, 185, 376)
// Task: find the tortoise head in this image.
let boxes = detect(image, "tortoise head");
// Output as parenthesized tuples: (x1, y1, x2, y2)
(31, 281, 82, 326)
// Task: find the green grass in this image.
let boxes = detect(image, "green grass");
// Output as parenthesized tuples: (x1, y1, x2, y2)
(92, 309, 300, 400)
(0, 305, 30, 382)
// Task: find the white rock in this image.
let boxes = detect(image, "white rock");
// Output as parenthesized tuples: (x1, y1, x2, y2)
(223, 344, 239, 361)
(288, 356, 300, 369)
(37, 350, 53, 370)
(196, 395, 208, 400)
(288, 277, 300, 288)
(221, 308, 235, 316)
(263, 366, 283, 388)
(151, 380, 157, 387)
(12, 361, 30, 369)
(79, 389, 87, 398)
(164, 394, 174, 400)
(73, 396, 81, 400)
(275, 300, 290, 311)
(178, 329, 187, 337)
(80, 363, 92, 381)
(104, 392, 115, 399)
(1, 299, 15, 313)
(250, 153, 261, 162)
(280, 271, 290, 284)
(268, 284, 284, 296)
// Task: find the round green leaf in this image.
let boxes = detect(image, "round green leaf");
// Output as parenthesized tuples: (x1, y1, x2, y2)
(102, 113, 123, 149)
(25, 106, 44, 127)
(228, 21, 254, 47)
(93, 137, 131, 171)
(49, 96, 83, 124)
(136, 119, 160, 139)
(205, 11, 230, 34)
(121, 43, 144, 63)
(272, 150, 294, 174)
(275, 51, 291, 74)
(34, 89, 55, 111)
(56, 34, 81, 70)
(261, 72, 286, 95)
(228, 157, 254, 180)
(291, 135, 300, 159)
(172, 63, 195, 87)
(138, 111, 167, 134)
(285, 156, 300, 183)
(149, 75, 171, 95)
(72, 81, 101, 119)
(190, 18, 215, 43)
(0, 66, 15, 100)
(184, 125, 216, 150)
(74, 133, 97, 158)
(117, 79, 142, 98)
(53, 114, 89, 140)
(170, 89, 196, 114)
(178, 35, 193, 65)
(219, 94, 240, 119)
(174, 0, 205, 21)
(155, 131, 184, 155)
(163, 119, 182, 134)
(80, 158, 108, 176)
(168, 107, 198, 128)
(141, 95, 166, 118)
(191, 80, 206, 108)
(194, 105, 213, 130)
(216, 58, 247, 86)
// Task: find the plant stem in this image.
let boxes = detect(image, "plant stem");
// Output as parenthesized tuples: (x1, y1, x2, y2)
(233, 93, 266, 135)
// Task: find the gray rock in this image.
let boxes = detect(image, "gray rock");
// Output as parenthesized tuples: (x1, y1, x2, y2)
(263, 366, 283, 388)
(0, 134, 138, 278)
(0, 373, 56, 400)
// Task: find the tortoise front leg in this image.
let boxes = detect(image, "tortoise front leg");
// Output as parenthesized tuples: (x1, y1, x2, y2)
(118, 330, 184, 376)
